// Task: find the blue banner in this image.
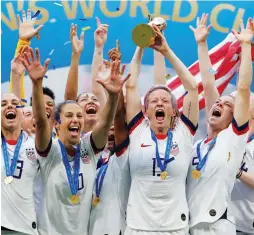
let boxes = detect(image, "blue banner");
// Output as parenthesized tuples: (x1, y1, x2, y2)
(1, 0, 254, 91)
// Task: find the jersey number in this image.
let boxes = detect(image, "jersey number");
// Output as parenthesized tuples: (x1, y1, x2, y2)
(12, 160, 24, 179)
(78, 173, 84, 191)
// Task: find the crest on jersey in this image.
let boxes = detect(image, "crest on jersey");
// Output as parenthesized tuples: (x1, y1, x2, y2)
(80, 149, 90, 164)
(25, 148, 36, 161)
(170, 141, 179, 156)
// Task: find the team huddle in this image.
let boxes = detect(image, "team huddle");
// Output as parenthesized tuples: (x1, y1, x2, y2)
(1, 9, 254, 235)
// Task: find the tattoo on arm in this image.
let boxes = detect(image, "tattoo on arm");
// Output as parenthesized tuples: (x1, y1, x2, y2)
(188, 102, 192, 118)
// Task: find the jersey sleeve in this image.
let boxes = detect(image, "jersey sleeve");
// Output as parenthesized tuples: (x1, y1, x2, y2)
(36, 138, 59, 180)
(10, 39, 31, 99)
(80, 131, 100, 164)
(227, 118, 249, 172)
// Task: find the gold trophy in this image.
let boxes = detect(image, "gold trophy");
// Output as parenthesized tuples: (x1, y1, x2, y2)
(132, 14, 167, 48)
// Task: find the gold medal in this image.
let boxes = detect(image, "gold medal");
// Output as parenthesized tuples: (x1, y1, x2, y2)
(160, 171, 167, 180)
(92, 196, 100, 207)
(4, 176, 13, 184)
(192, 169, 201, 179)
(70, 194, 80, 204)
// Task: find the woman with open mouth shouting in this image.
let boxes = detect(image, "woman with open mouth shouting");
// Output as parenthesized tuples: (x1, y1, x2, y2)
(21, 46, 130, 235)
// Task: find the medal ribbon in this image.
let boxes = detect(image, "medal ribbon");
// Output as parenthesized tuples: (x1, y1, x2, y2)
(95, 160, 109, 198)
(151, 129, 174, 173)
(196, 137, 217, 171)
(2, 132, 23, 177)
(58, 140, 80, 195)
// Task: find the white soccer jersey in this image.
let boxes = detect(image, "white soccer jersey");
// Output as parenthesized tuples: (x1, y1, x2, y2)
(89, 149, 131, 235)
(117, 111, 197, 231)
(1, 132, 39, 235)
(230, 139, 254, 234)
(36, 132, 98, 235)
(187, 118, 249, 228)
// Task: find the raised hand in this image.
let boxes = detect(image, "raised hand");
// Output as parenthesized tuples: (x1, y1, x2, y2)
(21, 47, 50, 82)
(108, 40, 122, 61)
(98, 59, 111, 80)
(17, 9, 44, 41)
(149, 25, 169, 54)
(94, 17, 109, 48)
(232, 18, 254, 44)
(70, 24, 84, 55)
(11, 46, 29, 75)
(96, 60, 130, 95)
(189, 13, 212, 44)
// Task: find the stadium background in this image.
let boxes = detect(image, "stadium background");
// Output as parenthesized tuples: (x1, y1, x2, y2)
(1, 0, 254, 140)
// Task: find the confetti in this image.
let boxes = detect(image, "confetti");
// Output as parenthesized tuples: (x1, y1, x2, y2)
(82, 26, 91, 31)
(79, 18, 87, 21)
(32, 10, 41, 19)
(64, 41, 71, 45)
(116, 7, 120, 11)
(54, 2, 63, 6)
(183, 91, 188, 96)
(230, 54, 238, 62)
(44, 75, 48, 79)
(21, 98, 27, 103)
(16, 105, 25, 108)
(72, 145, 77, 149)
(49, 18, 57, 23)
(209, 68, 217, 74)
(49, 49, 55, 56)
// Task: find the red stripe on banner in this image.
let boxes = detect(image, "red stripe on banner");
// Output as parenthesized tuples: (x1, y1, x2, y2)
(168, 42, 233, 91)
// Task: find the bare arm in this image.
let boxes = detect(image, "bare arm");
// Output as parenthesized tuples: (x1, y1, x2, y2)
(91, 60, 130, 150)
(190, 13, 219, 119)
(10, 9, 43, 98)
(239, 171, 254, 188)
(21, 47, 51, 152)
(114, 90, 128, 146)
(232, 18, 253, 126)
(126, 47, 144, 124)
(91, 17, 109, 109)
(64, 24, 84, 100)
(154, 50, 167, 85)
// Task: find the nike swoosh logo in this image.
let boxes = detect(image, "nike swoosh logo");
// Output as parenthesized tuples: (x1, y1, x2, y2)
(141, 144, 152, 147)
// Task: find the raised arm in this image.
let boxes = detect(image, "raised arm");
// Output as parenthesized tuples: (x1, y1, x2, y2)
(91, 17, 109, 109)
(151, 26, 199, 126)
(21, 47, 51, 152)
(10, 9, 43, 98)
(114, 90, 128, 146)
(126, 47, 144, 124)
(64, 24, 84, 100)
(91, 60, 130, 150)
(11, 46, 28, 98)
(154, 49, 167, 85)
(232, 18, 253, 126)
(190, 13, 220, 118)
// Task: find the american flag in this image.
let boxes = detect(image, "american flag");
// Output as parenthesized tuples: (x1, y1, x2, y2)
(167, 33, 254, 112)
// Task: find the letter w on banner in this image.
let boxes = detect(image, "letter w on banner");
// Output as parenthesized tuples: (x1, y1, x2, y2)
(167, 33, 254, 113)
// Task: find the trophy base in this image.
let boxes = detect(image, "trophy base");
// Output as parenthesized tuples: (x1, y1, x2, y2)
(132, 24, 156, 48)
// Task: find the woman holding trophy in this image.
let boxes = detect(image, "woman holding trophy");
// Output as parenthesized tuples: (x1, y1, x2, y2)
(116, 17, 199, 235)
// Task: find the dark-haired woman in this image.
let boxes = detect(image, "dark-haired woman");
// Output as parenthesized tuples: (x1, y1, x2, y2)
(21, 46, 129, 235)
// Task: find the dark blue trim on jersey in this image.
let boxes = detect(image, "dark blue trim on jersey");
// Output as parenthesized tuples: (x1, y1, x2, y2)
(36, 137, 52, 157)
(232, 118, 249, 136)
(115, 136, 130, 157)
(127, 111, 144, 135)
(180, 114, 198, 135)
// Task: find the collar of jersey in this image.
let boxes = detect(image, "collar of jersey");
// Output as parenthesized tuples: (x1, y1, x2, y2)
(155, 134, 168, 140)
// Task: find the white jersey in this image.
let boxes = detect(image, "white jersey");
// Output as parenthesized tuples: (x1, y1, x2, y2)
(36, 132, 98, 235)
(117, 111, 197, 231)
(89, 149, 131, 235)
(230, 139, 254, 234)
(187, 119, 249, 228)
(1, 132, 39, 234)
